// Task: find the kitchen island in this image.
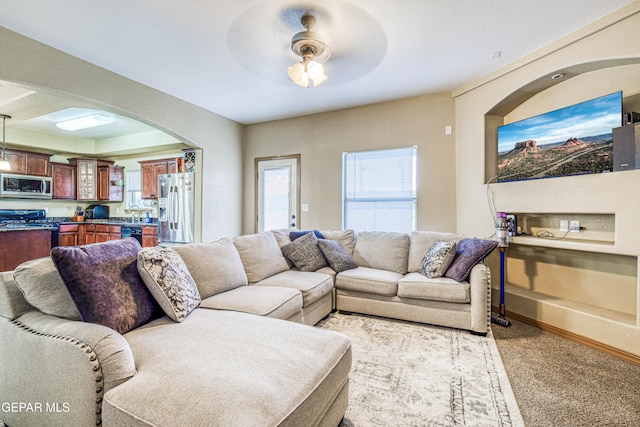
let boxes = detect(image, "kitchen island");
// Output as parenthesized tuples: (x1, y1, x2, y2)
(0, 218, 158, 272)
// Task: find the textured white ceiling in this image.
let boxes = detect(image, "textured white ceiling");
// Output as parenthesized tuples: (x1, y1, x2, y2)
(0, 0, 634, 125)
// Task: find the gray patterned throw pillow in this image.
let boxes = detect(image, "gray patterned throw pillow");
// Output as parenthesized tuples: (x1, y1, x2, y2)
(138, 246, 201, 322)
(317, 239, 357, 272)
(418, 240, 457, 278)
(280, 231, 328, 272)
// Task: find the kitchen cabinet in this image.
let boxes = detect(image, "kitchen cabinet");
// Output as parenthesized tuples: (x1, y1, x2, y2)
(80, 223, 121, 245)
(3, 149, 51, 176)
(139, 158, 177, 199)
(0, 230, 52, 272)
(58, 224, 80, 246)
(98, 164, 124, 202)
(70, 158, 98, 201)
(69, 158, 123, 201)
(26, 152, 51, 176)
(51, 163, 77, 200)
(142, 226, 158, 247)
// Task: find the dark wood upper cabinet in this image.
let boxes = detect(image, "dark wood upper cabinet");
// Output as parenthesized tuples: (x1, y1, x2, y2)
(3, 149, 51, 176)
(139, 158, 177, 199)
(51, 162, 77, 200)
(26, 152, 51, 176)
(98, 164, 124, 202)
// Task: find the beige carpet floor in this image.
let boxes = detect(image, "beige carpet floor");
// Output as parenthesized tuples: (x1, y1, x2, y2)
(319, 313, 524, 426)
(492, 316, 640, 426)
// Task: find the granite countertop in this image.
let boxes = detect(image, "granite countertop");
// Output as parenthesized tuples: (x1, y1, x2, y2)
(1, 218, 157, 232)
(0, 224, 59, 232)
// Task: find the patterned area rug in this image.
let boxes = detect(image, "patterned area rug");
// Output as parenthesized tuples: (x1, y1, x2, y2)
(318, 313, 524, 427)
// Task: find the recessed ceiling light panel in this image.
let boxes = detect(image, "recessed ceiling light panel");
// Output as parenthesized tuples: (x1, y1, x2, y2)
(56, 113, 114, 131)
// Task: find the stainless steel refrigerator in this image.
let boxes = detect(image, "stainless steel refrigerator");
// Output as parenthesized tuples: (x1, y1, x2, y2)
(157, 172, 195, 245)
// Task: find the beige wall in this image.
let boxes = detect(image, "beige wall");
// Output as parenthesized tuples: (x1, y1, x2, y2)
(243, 93, 456, 234)
(453, 2, 640, 357)
(0, 26, 244, 241)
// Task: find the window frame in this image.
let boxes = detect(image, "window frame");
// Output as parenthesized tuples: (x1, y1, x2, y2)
(342, 146, 417, 233)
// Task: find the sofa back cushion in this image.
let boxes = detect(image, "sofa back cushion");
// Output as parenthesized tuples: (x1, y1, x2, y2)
(408, 231, 462, 273)
(233, 231, 289, 283)
(50, 238, 163, 335)
(0, 271, 33, 320)
(320, 229, 356, 256)
(173, 239, 248, 298)
(353, 231, 410, 275)
(12, 257, 82, 320)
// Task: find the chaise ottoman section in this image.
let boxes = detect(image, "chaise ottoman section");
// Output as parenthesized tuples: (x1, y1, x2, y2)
(103, 309, 352, 427)
(200, 285, 303, 320)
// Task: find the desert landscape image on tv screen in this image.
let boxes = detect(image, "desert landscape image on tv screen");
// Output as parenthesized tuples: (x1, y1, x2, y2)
(497, 91, 622, 182)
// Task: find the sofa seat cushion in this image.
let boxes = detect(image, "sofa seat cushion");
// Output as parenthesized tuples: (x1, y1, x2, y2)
(398, 272, 470, 303)
(335, 267, 402, 296)
(200, 286, 302, 319)
(105, 310, 352, 427)
(254, 270, 333, 307)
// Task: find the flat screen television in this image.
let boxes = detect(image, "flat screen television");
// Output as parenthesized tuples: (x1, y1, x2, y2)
(497, 91, 622, 182)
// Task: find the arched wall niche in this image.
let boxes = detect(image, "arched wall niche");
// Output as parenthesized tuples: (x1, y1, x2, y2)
(484, 58, 640, 182)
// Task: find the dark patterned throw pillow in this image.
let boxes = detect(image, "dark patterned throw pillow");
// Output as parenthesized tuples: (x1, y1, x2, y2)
(444, 238, 498, 282)
(317, 239, 357, 273)
(418, 240, 457, 278)
(137, 246, 201, 322)
(281, 231, 327, 271)
(50, 238, 163, 334)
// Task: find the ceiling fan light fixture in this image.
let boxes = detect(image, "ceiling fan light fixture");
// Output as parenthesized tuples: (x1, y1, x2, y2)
(287, 14, 330, 88)
(0, 114, 11, 171)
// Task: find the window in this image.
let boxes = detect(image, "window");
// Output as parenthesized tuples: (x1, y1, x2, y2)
(126, 170, 144, 210)
(343, 146, 417, 233)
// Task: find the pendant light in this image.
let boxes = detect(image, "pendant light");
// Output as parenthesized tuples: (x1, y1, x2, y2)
(0, 114, 11, 171)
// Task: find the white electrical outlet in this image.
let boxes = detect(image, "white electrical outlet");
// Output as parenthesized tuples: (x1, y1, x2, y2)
(560, 220, 568, 232)
(569, 220, 580, 232)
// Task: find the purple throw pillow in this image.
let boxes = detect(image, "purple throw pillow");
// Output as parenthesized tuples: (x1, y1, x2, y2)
(444, 238, 498, 282)
(51, 238, 163, 334)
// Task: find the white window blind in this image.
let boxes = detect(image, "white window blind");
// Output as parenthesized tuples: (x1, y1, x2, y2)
(343, 146, 417, 233)
(126, 170, 144, 209)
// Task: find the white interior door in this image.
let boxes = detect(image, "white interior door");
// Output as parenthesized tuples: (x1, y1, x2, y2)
(256, 157, 299, 233)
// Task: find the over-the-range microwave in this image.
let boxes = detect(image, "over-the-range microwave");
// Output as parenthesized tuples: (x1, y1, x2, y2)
(0, 173, 53, 199)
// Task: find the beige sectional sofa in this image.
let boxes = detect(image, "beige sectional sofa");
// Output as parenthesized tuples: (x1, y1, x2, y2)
(0, 227, 494, 426)
(0, 236, 350, 427)
(334, 230, 493, 335)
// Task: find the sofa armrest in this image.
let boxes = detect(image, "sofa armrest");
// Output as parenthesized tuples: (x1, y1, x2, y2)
(0, 311, 135, 426)
(468, 262, 491, 334)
